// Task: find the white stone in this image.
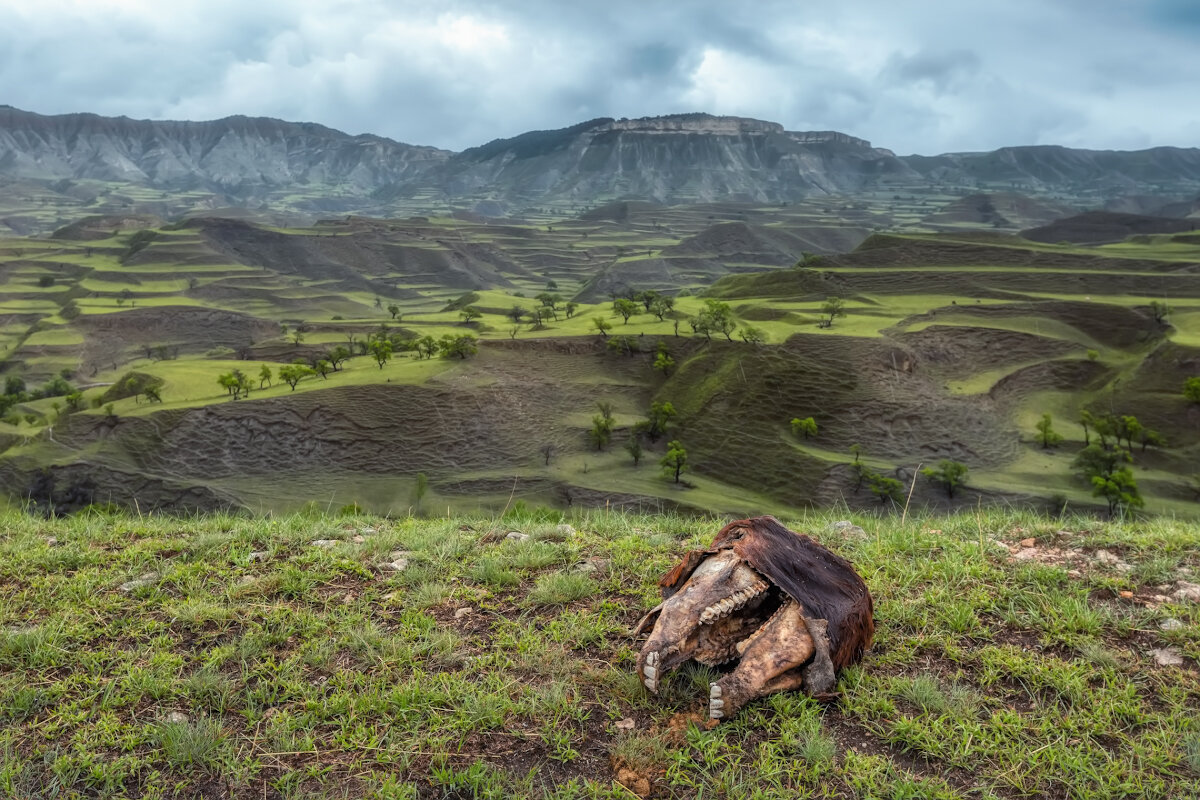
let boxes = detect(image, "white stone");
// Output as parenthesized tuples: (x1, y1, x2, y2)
(1151, 647, 1184, 667)
(1159, 618, 1184, 632)
(166, 711, 189, 723)
(1173, 582, 1200, 603)
(556, 524, 576, 536)
(247, 551, 268, 563)
(119, 572, 160, 592)
(310, 539, 339, 548)
(379, 559, 409, 572)
(505, 531, 530, 542)
(453, 607, 472, 620)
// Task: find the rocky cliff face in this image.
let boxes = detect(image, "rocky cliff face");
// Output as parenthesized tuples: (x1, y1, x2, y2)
(0, 105, 450, 194)
(3, 107, 1200, 213)
(435, 114, 910, 202)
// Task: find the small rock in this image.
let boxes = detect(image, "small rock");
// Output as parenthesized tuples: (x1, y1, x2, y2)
(574, 556, 611, 575)
(615, 717, 635, 731)
(389, 550, 413, 561)
(1011, 548, 1039, 561)
(45, 537, 59, 547)
(505, 531, 530, 542)
(119, 572, 160, 592)
(1093, 549, 1120, 564)
(1159, 617, 1184, 631)
(556, 524, 576, 536)
(1118, 590, 1134, 599)
(310, 539, 339, 548)
(247, 551, 269, 563)
(165, 711, 189, 723)
(453, 607, 472, 620)
(236, 575, 256, 586)
(359, 527, 377, 535)
(352, 535, 365, 544)
(1173, 581, 1200, 603)
(1019, 538, 1036, 548)
(827, 520, 868, 539)
(379, 559, 409, 572)
(1067, 569, 1082, 578)
(1151, 647, 1184, 667)
(1153, 594, 1173, 603)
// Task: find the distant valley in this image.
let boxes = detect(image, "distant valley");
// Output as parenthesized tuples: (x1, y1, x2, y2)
(0, 107, 1198, 518)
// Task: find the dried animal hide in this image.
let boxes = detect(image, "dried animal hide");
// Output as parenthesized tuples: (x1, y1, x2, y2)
(635, 515, 874, 720)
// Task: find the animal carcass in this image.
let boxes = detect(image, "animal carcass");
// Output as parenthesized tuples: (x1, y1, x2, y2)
(635, 516, 874, 720)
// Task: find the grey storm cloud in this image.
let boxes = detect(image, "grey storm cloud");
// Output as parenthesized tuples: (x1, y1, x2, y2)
(0, 0, 1197, 154)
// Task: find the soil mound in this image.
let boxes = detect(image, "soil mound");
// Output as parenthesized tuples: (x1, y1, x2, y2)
(50, 214, 163, 241)
(1022, 211, 1198, 244)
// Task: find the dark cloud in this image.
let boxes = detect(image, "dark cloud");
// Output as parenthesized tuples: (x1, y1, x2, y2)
(0, 0, 1196, 154)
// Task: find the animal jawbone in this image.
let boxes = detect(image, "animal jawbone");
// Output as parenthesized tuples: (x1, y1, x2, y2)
(699, 578, 769, 625)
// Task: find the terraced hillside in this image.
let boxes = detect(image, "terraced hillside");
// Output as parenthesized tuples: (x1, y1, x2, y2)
(0, 209, 1198, 517)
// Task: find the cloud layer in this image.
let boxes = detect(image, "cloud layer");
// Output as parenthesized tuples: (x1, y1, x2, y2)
(1, 0, 1197, 154)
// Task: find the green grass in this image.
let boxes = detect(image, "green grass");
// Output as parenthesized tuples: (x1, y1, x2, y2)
(0, 507, 1195, 798)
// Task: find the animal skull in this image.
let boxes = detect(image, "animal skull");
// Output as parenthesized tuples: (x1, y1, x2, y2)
(635, 516, 874, 721)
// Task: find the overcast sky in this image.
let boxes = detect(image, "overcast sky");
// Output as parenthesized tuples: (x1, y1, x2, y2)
(2, 0, 1197, 154)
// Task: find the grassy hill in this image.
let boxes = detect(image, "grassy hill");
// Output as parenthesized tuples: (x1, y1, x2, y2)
(0, 507, 1196, 798)
(1, 213, 1198, 517)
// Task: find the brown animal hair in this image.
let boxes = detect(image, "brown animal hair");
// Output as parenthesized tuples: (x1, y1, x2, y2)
(662, 516, 874, 669)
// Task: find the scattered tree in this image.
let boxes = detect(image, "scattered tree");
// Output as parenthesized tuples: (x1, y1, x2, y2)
(645, 401, 676, 442)
(1184, 377, 1200, 405)
(625, 435, 643, 466)
(592, 317, 612, 338)
(820, 296, 846, 327)
(613, 298, 639, 324)
(791, 416, 818, 440)
(738, 326, 766, 345)
(438, 334, 478, 360)
(565, 301, 579, 319)
(415, 335, 439, 360)
(1149, 300, 1170, 324)
(387, 303, 401, 320)
(327, 345, 351, 371)
(539, 443, 556, 466)
(258, 365, 273, 389)
(922, 459, 969, 499)
(1035, 413, 1064, 449)
(661, 440, 688, 484)
(868, 473, 904, 505)
(653, 349, 675, 376)
(589, 414, 614, 450)
(459, 306, 482, 325)
(142, 385, 162, 404)
(314, 359, 332, 379)
(849, 443, 864, 463)
(278, 362, 314, 390)
(649, 295, 674, 321)
(507, 305, 526, 324)
(368, 338, 393, 369)
(1086, 349, 1100, 362)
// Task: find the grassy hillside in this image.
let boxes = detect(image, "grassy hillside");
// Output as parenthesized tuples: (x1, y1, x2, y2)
(0, 507, 1196, 798)
(1, 215, 1199, 517)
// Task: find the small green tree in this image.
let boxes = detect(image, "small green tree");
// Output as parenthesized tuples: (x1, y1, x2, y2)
(849, 443, 863, 463)
(589, 414, 614, 450)
(592, 317, 612, 338)
(868, 472, 904, 505)
(507, 305, 526, 324)
(259, 364, 273, 389)
(1086, 349, 1100, 362)
(820, 296, 846, 327)
(1149, 300, 1170, 324)
(613, 298, 639, 324)
(278, 363, 314, 390)
(565, 301, 579, 319)
(314, 359, 332, 379)
(922, 460, 969, 499)
(661, 440, 688, 484)
(368, 338, 393, 369)
(1035, 413, 1064, 449)
(459, 306, 482, 325)
(142, 385, 162, 404)
(438, 334, 477, 360)
(328, 346, 351, 371)
(649, 296, 674, 321)
(625, 435, 643, 466)
(1091, 467, 1144, 517)
(646, 401, 677, 442)
(387, 303, 400, 320)
(1184, 377, 1200, 404)
(791, 416, 818, 440)
(653, 350, 675, 375)
(415, 335, 439, 360)
(738, 326, 766, 345)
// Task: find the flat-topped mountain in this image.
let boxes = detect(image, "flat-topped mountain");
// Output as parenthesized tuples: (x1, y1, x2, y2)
(429, 113, 905, 202)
